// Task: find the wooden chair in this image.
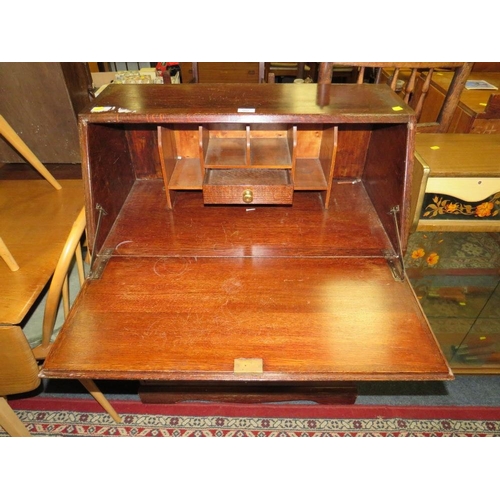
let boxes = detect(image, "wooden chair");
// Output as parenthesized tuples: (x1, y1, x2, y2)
(0, 207, 121, 436)
(317, 63, 473, 133)
(185, 63, 266, 83)
(264, 63, 309, 82)
(35, 207, 121, 423)
(32, 206, 87, 360)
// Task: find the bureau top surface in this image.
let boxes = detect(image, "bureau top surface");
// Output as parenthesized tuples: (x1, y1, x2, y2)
(81, 83, 415, 124)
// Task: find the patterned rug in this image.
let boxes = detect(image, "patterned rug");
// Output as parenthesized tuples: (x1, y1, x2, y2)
(4, 397, 500, 437)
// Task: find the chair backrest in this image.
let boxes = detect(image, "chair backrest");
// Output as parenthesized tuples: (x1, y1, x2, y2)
(185, 63, 266, 83)
(32, 206, 86, 360)
(318, 62, 474, 133)
(264, 63, 312, 83)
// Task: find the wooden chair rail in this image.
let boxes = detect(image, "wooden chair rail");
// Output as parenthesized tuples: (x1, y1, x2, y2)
(318, 62, 474, 133)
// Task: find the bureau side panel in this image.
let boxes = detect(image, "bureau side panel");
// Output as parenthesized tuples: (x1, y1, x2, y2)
(81, 121, 136, 254)
(363, 122, 414, 254)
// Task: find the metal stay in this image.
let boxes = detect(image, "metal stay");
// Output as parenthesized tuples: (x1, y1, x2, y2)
(88, 203, 109, 280)
(383, 205, 406, 282)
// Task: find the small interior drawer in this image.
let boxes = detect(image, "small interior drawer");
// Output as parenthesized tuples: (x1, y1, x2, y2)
(203, 169, 293, 205)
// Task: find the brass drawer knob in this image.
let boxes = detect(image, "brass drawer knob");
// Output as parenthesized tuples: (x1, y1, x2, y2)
(242, 189, 253, 204)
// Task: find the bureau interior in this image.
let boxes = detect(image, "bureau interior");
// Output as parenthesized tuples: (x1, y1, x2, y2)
(83, 120, 412, 260)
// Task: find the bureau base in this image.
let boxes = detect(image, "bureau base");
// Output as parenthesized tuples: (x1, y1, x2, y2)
(139, 381, 358, 405)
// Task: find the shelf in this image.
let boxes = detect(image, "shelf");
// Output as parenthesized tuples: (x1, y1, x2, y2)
(169, 158, 203, 189)
(158, 121, 340, 207)
(204, 138, 247, 167)
(294, 158, 328, 190)
(249, 138, 292, 167)
(203, 129, 294, 169)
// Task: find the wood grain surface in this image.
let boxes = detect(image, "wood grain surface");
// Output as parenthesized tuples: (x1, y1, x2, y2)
(0, 179, 84, 324)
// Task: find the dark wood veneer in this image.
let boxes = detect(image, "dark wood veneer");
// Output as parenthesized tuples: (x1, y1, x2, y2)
(41, 83, 452, 400)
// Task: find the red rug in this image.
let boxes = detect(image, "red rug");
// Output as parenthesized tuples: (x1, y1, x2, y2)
(4, 397, 500, 436)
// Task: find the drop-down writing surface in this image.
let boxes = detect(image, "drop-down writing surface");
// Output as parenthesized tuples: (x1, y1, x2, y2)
(41, 254, 451, 381)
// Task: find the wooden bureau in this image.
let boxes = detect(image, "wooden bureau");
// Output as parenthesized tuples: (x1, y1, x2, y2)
(40, 83, 452, 403)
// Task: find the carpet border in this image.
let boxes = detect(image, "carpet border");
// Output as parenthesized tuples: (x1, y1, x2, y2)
(3, 397, 500, 437)
(8, 396, 500, 420)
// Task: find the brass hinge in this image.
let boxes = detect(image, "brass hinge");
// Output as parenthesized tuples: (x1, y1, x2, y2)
(87, 247, 113, 280)
(383, 250, 405, 282)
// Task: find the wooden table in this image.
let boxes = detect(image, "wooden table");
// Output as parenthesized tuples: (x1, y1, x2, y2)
(420, 71, 500, 133)
(40, 83, 452, 404)
(0, 179, 84, 325)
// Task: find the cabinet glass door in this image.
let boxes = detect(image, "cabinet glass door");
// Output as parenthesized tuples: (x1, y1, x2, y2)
(406, 231, 500, 372)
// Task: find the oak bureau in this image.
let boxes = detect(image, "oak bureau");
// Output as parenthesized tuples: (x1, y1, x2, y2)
(41, 83, 452, 403)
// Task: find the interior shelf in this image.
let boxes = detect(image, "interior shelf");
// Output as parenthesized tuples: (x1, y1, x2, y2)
(294, 158, 328, 190)
(201, 124, 295, 169)
(160, 122, 336, 206)
(169, 159, 203, 189)
(249, 138, 292, 167)
(205, 138, 247, 167)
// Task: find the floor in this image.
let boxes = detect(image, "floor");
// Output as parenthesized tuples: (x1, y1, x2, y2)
(16, 375, 500, 407)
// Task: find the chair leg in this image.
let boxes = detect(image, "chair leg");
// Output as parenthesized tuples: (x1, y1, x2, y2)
(0, 114, 62, 190)
(79, 379, 122, 423)
(0, 396, 31, 436)
(0, 237, 20, 272)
